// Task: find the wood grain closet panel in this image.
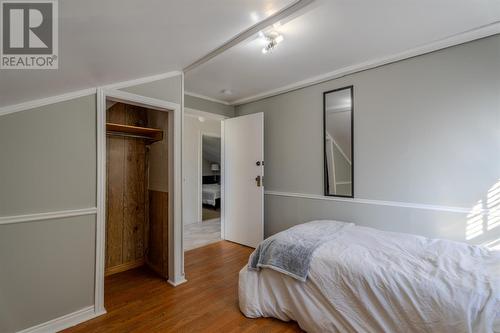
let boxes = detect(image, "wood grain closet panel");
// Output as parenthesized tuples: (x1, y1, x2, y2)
(122, 106, 147, 263)
(123, 138, 146, 263)
(106, 103, 126, 269)
(147, 190, 168, 277)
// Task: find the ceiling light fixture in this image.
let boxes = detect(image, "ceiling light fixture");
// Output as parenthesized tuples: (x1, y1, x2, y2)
(261, 32, 284, 54)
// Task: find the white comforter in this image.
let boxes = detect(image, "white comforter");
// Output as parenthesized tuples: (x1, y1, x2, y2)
(202, 184, 220, 206)
(239, 222, 500, 333)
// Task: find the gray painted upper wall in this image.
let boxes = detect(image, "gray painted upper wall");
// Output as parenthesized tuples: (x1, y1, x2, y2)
(0, 95, 97, 216)
(236, 35, 500, 209)
(185, 94, 235, 117)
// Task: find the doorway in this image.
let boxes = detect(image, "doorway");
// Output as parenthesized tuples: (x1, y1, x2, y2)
(200, 134, 221, 222)
(182, 110, 225, 251)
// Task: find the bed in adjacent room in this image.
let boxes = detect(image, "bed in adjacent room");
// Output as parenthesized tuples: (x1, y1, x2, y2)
(202, 180, 220, 207)
(239, 220, 500, 333)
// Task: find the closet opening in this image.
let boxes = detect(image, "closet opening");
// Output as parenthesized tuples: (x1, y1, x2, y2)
(104, 100, 170, 290)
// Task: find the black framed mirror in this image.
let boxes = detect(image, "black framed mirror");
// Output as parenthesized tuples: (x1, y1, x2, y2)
(323, 86, 353, 197)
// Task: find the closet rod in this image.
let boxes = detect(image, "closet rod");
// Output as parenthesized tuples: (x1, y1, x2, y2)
(106, 131, 155, 141)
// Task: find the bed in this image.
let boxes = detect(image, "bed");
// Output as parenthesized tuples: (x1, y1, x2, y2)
(202, 183, 220, 207)
(239, 220, 500, 333)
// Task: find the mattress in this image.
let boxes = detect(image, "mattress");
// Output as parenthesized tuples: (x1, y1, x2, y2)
(202, 183, 220, 206)
(239, 222, 500, 333)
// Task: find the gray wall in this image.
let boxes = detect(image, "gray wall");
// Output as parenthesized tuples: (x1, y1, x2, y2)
(0, 75, 182, 332)
(0, 96, 97, 215)
(236, 35, 500, 245)
(0, 95, 97, 333)
(185, 94, 235, 117)
(0, 216, 95, 333)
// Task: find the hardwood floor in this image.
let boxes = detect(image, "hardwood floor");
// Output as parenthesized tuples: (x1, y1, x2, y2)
(63, 241, 303, 333)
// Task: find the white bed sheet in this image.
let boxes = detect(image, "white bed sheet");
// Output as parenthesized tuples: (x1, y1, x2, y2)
(202, 183, 220, 206)
(239, 223, 500, 333)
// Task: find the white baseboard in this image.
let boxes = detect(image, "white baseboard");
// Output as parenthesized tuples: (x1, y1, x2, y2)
(17, 306, 105, 333)
(167, 276, 187, 287)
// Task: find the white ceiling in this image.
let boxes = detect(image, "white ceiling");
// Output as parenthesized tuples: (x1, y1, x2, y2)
(185, 0, 500, 104)
(0, 0, 294, 107)
(2, 0, 499, 108)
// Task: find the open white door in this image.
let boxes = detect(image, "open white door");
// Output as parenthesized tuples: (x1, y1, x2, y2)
(223, 112, 264, 248)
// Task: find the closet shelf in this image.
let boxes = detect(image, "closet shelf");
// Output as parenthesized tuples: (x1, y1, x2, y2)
(106, 123, 163, 143)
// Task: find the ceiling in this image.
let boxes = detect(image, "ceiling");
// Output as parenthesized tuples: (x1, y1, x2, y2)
(2, 0, 499, 108)
(0, 0, 294, 107)
(185, 0, 500, 104)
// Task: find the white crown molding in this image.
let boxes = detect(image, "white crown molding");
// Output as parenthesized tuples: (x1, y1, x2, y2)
(0, 71, 183, 117)
(0, 88, 96, 117)
(102, 70, 182, 90)
(17, 306, 104, 333)
(184, 91, 231, 106)
(232, 22, 500, 105)
(264, 191, 495, 215)
(0, 207, 98, 226)
(184, 107, 229, 121)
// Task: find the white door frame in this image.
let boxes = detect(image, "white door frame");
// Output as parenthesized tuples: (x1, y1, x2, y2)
(198, 132, 222, 223)
(95, 88, 185, 314)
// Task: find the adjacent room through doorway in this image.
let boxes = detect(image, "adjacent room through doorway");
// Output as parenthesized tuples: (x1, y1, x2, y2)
(183, 112, 223, 251)
(201, 135, 221, 221)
